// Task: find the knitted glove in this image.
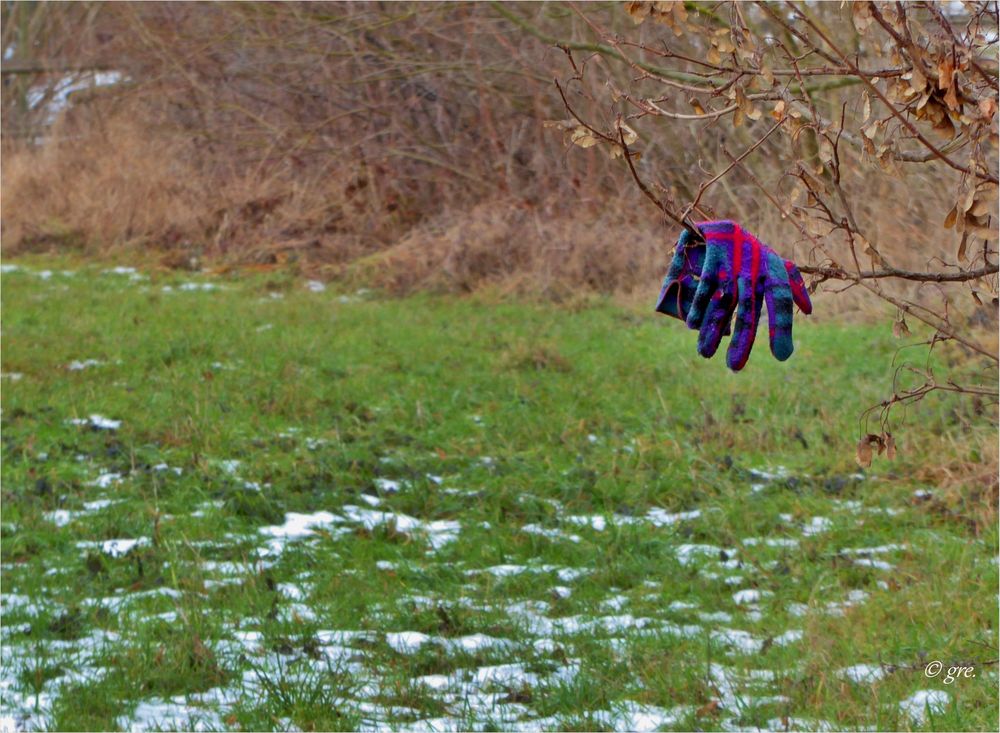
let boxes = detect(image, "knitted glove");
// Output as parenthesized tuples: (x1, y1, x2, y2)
(656, 221, 811, 371)
(655, 227, 735, 340)
(655, 228, 702, 318)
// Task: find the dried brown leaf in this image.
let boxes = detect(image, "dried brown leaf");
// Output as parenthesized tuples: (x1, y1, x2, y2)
(625, 1, 651, 24)
(543, 119, 578, 131)
(943, 205, 958, 229)
(856, 438, 873, 468)
(570, 126, 601, 149)
(966, 216, 1000, 240)
(818, 136, 835, 164)
(957, 230, 969, 261)
(943, 79, 960, 110)
(852, 1, 874, 33)
(617, 121, 639, 146)
(892, 317, 910, 338)
(761, 64, 775, 88)
(978, 98, 997, 121)
(938, 56, 954, 90)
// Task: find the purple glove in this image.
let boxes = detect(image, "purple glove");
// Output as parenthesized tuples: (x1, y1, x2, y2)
(656, 220, 812, 371)
(655, 227, 733, 338)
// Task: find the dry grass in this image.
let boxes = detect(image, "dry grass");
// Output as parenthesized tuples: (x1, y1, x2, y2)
(343, 198, 665, 297)
(2, 115, 207, 253)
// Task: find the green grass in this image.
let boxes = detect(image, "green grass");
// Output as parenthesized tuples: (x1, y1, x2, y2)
(1, 259, 997, 732)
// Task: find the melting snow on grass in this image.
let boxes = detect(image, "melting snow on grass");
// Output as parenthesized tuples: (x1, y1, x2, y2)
(899, 689, 950, 725)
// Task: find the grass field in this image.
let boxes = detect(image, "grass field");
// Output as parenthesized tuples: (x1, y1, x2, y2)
(1, 260, 997, 732)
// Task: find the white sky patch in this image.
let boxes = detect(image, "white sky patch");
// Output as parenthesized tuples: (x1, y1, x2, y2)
(25, 71, 125, 127)
(899, 689, 950, 725)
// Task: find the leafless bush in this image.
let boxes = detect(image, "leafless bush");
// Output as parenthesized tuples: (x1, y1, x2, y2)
(536, 0, 998, 450)
(4, 2, 593, 262)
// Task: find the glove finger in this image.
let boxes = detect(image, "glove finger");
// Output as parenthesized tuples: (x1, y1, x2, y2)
(697, 285, 737, 358)
(685, 247, 725, 329)
(726, 276, 764, 371)
(656, 232, 704, 318)
(765, 281, 796, 361)
(784, 259, 812, 314)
